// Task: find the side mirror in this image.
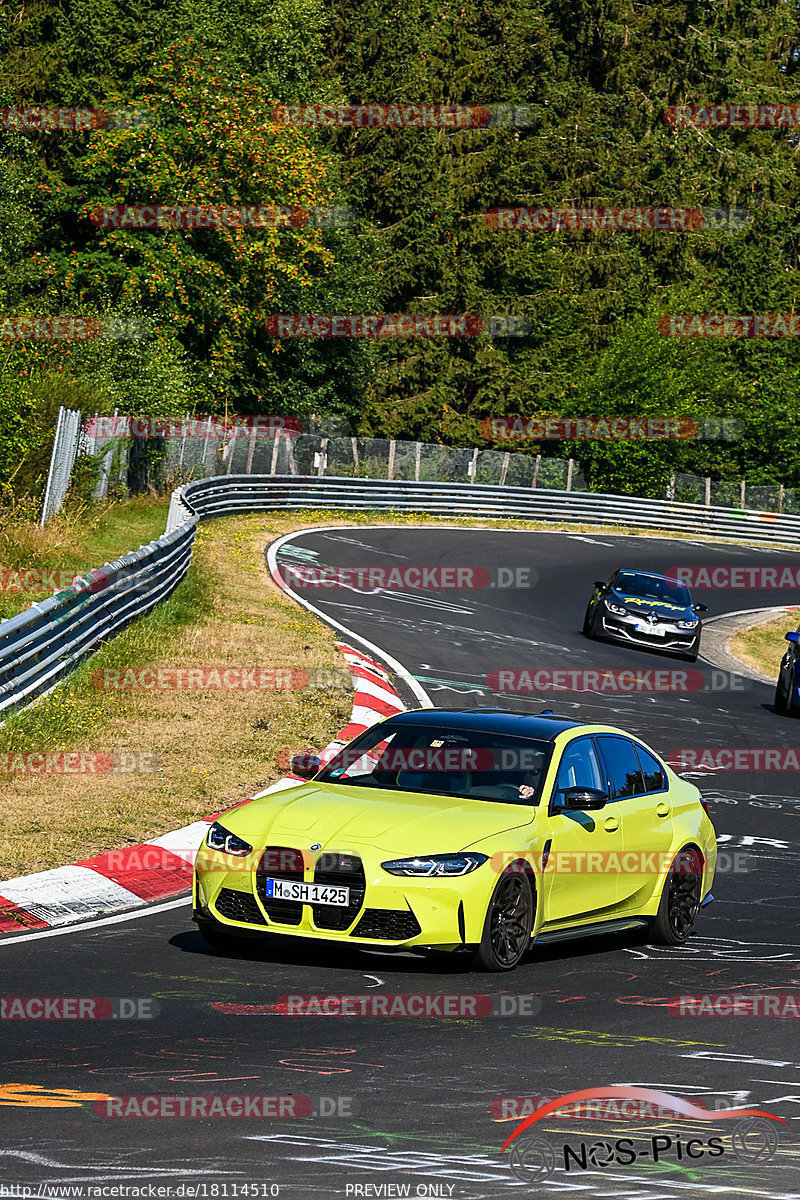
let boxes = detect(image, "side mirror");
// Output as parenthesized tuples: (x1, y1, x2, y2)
(560, 786, 608, 811)
(693, 602, 709, 613)
(785, 632, 800, 644)
(594, 581, 606, 591)
(291, 754, 322, 778)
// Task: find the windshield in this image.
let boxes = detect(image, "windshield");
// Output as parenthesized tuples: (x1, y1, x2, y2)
(316, 723, 553, 805)
(614, 572, 691, 608)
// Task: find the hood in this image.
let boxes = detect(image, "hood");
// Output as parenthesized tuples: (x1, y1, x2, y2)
(218, 782, 536, 855)
(611, 589, 694, 622)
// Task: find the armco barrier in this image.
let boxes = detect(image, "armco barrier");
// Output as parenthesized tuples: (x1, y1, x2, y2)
(178, 474, 800, 546)
(3, 474, 800, 717)
(0, 521, 196, 716)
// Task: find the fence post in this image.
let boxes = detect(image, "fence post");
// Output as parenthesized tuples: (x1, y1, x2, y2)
(388, 440, 396, 479)
(415, 442, 421, 482)
(246, 423, 257, 474)
(202, 415, 213, 474)
(317, 437, 328, 477)
(566, 458, 574, 491)
(270, 431, 281, 474)
(740, 479, 746, 509)
(225, 423, 237, 473)
(499, 451, 509, 486)
(351, 437, 360, 477)
(469, 447, 478, 482)
(532, 455, 540, 489)
(778, 484, 785, 514)
(704, 476, 711, 507)
(287, 433, 297, 476)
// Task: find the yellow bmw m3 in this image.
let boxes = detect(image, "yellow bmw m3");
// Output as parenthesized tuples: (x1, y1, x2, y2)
(192, 709, 716, 971)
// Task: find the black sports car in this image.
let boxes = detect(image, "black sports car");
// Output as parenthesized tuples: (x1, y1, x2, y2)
(583, 569, 708, 662)
(774, 622, 800, 717)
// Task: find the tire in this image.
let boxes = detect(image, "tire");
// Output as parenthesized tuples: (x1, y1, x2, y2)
(649, 846, 703, 946)
(582, 604, 593, 637)
(474, 869, 535, 972)
(196, 917, 268, 953)
(774, 677, 789, 714)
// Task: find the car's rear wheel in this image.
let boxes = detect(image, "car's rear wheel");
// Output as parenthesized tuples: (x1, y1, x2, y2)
(196, 917, 269, 953)
(775, 671, 800, 716)
(649, 846, 703, 945)
(474, 870, 535, 972)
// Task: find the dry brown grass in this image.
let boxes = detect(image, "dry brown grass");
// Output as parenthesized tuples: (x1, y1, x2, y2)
(729, 610, 797, 680)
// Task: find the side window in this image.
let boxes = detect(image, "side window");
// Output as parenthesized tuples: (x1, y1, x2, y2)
(595, 735, 646, 799)
(552, 738, 605, 810)
(634, 743, 667, 794)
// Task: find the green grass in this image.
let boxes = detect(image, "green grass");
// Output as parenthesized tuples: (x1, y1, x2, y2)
(0, 496, 169, 621)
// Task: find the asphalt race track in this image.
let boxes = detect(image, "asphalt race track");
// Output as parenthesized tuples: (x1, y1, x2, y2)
(3, 525, 800, 1199)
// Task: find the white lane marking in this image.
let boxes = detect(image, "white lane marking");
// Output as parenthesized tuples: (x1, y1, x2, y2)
(566, 535, 614, 546)
(0, 896, 190, 946)
(267, 530, 434, 709)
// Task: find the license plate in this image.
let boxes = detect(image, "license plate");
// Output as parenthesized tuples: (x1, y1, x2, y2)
(635, 622, 665, 636)
(263, 878, 350, 906)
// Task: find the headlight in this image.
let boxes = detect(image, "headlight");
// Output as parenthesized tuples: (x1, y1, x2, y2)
(205, 822, 253, 856)
(381, 852, 488, 877)
(677, 619, 699, 629)
(605, 600, 627, 616)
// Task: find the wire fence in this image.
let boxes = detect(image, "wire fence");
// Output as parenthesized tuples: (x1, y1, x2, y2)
(39, 411, 796, 522)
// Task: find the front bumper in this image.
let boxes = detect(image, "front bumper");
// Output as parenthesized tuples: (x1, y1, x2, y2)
(194, 844, 492, 950)
(600, 611, 698, 653)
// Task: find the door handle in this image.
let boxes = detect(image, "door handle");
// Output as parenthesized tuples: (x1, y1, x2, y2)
(656, 803, 670, 818)
(603, 817, 620, 833)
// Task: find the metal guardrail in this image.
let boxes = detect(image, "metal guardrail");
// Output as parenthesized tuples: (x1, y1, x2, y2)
(3, 473, 799, 718)
(179, 475, 800, 547)
(0, 521, 196, 716)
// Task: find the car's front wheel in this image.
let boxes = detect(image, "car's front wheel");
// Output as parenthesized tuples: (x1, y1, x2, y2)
(775, 669, 800, 716)
(649, 846, 703, 945)
(582, 604, 595, 638)
(474, 869, 535, 972)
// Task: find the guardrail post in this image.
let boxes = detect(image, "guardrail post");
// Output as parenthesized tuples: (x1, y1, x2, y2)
(415, 442, 421, 482)
(532, 455, 540, 489)
(566, 458, 574, 491)
(388, 440, 396, 479)
(499, 451, 509, 487)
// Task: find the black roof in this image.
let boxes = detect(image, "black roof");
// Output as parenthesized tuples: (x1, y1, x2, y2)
(384, 708, 583, 742)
